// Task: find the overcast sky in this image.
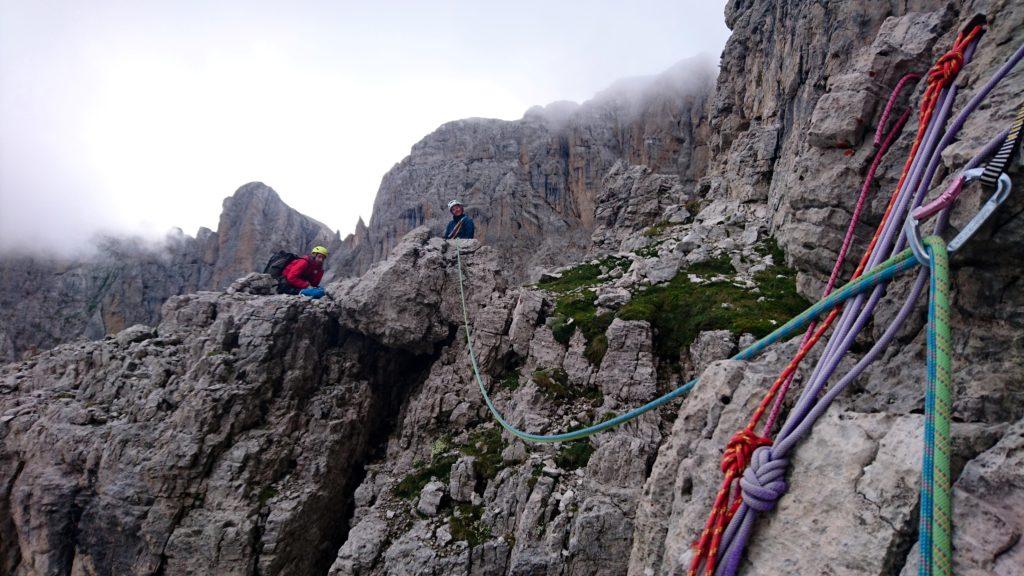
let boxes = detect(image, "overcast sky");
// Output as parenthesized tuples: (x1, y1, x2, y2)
(0, 1, 730, 252)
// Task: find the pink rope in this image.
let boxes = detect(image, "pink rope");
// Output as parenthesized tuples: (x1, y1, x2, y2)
(761, 76, 918, 436)
(875, 73, 921, 146)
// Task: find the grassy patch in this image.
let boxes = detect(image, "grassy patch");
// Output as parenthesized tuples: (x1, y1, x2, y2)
(537, 256, 630, 294)
(617, 252, 808, 364)
(257, 486, 278, 506)
(538, 256, 629, 367)
(684, 199, 704, 216)
(754, 237, 786, 264)
(527, 464, 544, 489)
(551, 291, 615, 365)
(460, 427, 506, 481)
(395, 454, 459, 500)
(555, 441, 595, 470)
(686, 254, 735, 276)
(449, 503, 491, 547)
(532, 367, 571, 399)
(499, 371, 521, 391)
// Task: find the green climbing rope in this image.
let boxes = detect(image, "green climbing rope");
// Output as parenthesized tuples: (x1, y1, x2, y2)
(453, 239, 920, 443)
(921, 236, 953, 576)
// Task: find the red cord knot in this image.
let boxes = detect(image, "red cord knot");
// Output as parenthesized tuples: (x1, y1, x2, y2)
(721, 429, 772, 475)
(928, 51, 964, 87)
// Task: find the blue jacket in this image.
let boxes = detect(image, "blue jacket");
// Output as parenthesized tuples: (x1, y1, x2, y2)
(444, 215, 475, 239)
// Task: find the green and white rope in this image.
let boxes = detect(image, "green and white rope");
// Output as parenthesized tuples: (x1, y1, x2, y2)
(920, 236, 953, 576)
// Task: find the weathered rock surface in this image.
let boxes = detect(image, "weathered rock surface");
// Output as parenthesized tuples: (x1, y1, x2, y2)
(0, 183, 340, 362)
(0, 231, 211, 363)
(331, 57, 715, 283)
(209, 182, 341, 289)
(0, 225, 507, 576)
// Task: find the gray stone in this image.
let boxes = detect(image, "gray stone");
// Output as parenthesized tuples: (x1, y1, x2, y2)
(0, 183, 340, 362)
(594, 286, 632, 308)
(417, 481, 446, 516)
(686, 329, 737, 378)
(449, 457, 477, 503)
(114, 323, 156, 346)
(226, 272, 277, 295)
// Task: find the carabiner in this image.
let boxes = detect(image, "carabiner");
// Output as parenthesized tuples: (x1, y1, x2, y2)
(904, 168, 1012, 266)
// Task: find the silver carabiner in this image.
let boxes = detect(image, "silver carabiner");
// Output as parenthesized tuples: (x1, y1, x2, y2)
(904, 168, 1013, 266)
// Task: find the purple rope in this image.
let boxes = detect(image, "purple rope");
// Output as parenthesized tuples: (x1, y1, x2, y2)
(792, 77, 959, 410)
(710, 35, 1024, 575)
(785, 79, 954, 428)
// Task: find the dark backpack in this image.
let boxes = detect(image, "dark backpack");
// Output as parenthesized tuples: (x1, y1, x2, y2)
(264, 251, 299, 278)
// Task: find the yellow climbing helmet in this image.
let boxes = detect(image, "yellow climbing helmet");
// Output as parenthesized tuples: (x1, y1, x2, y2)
(311, 246, 329, 257)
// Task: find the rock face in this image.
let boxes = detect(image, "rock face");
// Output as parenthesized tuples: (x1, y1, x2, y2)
(208, 182, 341, 289)
(331, 56, 715, 283)
(3, 1, 1024, 575)
(0, 182, 341, 362)
(0, 231, 211, 363)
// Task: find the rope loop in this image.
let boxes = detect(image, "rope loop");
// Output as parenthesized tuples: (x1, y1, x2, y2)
(740, 446, 790, 512)
(721, 429, 772, 475)
(928, 51, 964, 87)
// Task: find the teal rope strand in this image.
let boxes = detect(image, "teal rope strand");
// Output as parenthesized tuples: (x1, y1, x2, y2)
(917, 236, 954, 576)
(454, 240, 920, 443)
(919, 247, 937, 576)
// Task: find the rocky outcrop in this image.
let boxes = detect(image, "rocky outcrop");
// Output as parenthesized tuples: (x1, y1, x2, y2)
(0, 231, 501, 576)
(0, 182, 341, 362)
(208, 182, 341, 289)
(332, 56, 715, 283)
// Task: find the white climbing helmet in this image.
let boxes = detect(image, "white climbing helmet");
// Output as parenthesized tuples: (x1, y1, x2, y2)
(447, 199, 463, 210)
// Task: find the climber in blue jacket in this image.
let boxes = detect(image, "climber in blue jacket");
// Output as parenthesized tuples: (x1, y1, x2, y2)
(444, 199, 475, 240)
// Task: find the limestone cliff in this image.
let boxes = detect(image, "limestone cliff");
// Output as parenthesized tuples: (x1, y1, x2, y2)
(330, 56, 715, 282)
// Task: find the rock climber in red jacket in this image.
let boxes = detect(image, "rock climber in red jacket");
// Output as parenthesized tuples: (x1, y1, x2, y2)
(279, 246, 328, 298)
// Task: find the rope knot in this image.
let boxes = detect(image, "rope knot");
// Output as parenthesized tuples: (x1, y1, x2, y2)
(721, 429, 772, 475)
(928, 51, 964, 87)
(740, 446, 790, 512)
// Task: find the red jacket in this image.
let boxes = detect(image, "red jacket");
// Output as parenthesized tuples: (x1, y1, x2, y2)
(282, 255, 324, 289)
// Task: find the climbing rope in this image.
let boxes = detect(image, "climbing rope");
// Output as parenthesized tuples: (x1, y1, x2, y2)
(711, 35, 1023, 576)
(759, 73, 917, 438)
(708, 77, 923, 574)
(920, 236, 953, 576)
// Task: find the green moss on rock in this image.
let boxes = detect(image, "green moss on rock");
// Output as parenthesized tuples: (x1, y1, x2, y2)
(460, 427, 506, 481)
(532, 367, 601, 403)
(449, 503, 491, 547)
(555, 440, 595, 470)
(618, 251, 808, 363)
(537, 256, 630, 294)
(395, 454, 459, 500)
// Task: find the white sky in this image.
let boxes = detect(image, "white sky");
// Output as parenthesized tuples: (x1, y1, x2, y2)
(0, 1, 730, 251)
